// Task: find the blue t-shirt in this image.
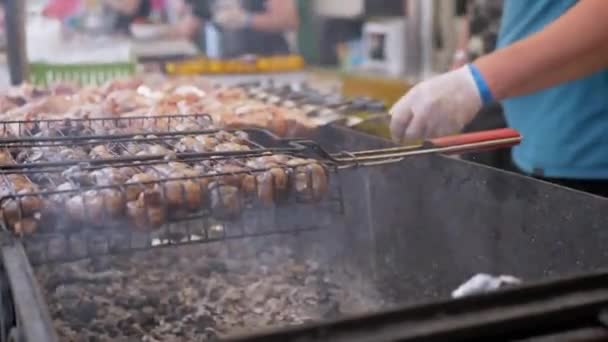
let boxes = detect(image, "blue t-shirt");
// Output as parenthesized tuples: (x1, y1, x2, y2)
(498, 0, 608, 179)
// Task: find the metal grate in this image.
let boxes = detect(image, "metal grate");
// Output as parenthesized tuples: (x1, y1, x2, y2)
(0, 114, 214, 138)
(0, 115, 343, 265)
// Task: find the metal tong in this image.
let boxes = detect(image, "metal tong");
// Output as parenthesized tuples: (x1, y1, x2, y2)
(298, 128, 522, 168)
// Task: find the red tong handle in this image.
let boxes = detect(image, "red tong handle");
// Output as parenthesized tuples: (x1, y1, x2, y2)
(428, 128, 521, 154)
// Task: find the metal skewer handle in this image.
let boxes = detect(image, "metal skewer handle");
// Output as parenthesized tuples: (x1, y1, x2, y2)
(323, 128, 522, 167)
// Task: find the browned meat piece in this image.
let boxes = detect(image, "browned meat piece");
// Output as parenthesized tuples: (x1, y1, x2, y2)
(136, 145, 177, 160)
(288, 159, 329, 202)
(270, 116, 289, 138)
(1, 189, 42, 227)
(214, 130, 252, 145)
(118, 167, 139, 179)
(0, 96, 20, 114)
(127, 190, 167, 230)
(0, 174, 42, 233)
(123, 141, 146, 155)
(66, 191, 106, 223)
(100, 189, 127, 216)
(13, 218, 38, 236)
(209, 182, 242, 219)
(159, 178, 203, 210)
(241, 172, 256, 194)
(147, 145, 171, 155)
(229, 131, 249, 144)
(61, 188, 125, 223)
(213, 164, 242, 186)
(100, 77, 144, 94)
(48, 182, 75, 202)
(50, 82, 79, 96)
(0, 150, 14, 164)
(156, 166, 206, 210)
(58, 148, 88, 161)
(214, 143, 250, 152)
(256, 167, 289, 206)
(175, 137, 206, 153)
(61, 165, 94, 185)
(167, 162, 191, 171)
(90, 145, 115, 159)
(2, 175, 32, 191)
(249, 154, 289, 168)
(16, 149, 43, 163)
(194, 161, 215, 174)
(194, 135, 220, 150)
(42, 183, 76, 222)
(91, 168, 130, 186)
(213, 165, 257, 192)
(125, 173, 158, 201)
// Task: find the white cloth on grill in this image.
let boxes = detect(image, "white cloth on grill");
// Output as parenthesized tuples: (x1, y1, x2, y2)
(451, 273, 522, 299)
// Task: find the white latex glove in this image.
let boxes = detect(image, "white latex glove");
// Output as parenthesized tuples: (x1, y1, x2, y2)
(389, 65, 483, 143)
(213, 4, 251, 31)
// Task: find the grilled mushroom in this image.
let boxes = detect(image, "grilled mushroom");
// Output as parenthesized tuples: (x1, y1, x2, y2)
(194, 135, 220, 150)
(209, 182, 242, 219)
(127, 190, 167, 230)
(100, 189, 127, 216)
(214, 142, 250, 152)
(91, 168, 130, 186)
(89, 145, 114, 159)
(66, 190, 106, 223)
(175, 136, 206, 153)
(214, 165, 247, 187)
(13, 218, 38, 235)
(125, 173, 158, 201)
(159, 175, 203, 211)
(1, 185, 43, 228)
(288, 159, 329, 202)
(256, 167, 289, 206)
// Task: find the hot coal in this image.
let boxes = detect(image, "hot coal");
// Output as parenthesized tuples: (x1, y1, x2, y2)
(36, 239, 382, 341)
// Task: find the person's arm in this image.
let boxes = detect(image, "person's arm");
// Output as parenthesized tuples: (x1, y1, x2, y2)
(250, 0, 299, 32)
(103, 0, 142, 15)
(170, 0, 207, 39)
(172, 13, 202, 39)
(475, 0, 608, 100)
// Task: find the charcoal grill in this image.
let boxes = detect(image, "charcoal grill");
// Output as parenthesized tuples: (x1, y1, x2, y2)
(226, 270, 608, 341)
(0, 117, 606, 341)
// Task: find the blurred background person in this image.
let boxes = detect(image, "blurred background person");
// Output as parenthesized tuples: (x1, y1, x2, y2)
(103, 0, 151, 34)
(43, 0, 161, 35)
(173, 0, 299, 58)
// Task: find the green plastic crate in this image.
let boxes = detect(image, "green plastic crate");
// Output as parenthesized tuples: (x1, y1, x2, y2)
(29, 61, 136, 86)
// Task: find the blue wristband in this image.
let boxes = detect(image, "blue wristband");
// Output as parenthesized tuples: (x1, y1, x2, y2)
(468, 64, 495, 105)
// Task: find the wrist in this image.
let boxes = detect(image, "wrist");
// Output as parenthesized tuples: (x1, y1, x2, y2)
(467, 63, 495, 105)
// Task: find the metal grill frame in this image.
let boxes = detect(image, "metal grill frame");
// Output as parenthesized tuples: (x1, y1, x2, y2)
(0, 115, 344, 265)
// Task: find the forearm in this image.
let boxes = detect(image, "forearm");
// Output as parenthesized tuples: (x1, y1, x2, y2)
(475, 0, 608, 100)
(251, 0, 299, 32)
(507, 46, 608, 96)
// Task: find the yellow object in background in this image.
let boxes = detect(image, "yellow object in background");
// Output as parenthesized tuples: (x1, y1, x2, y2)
(165, 55, 305, 75)
(341, 72, 411, 108)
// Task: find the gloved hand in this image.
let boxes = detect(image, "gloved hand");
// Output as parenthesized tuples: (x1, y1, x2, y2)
(389, 65, 488, 143)
(213, 2, 251, 31)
